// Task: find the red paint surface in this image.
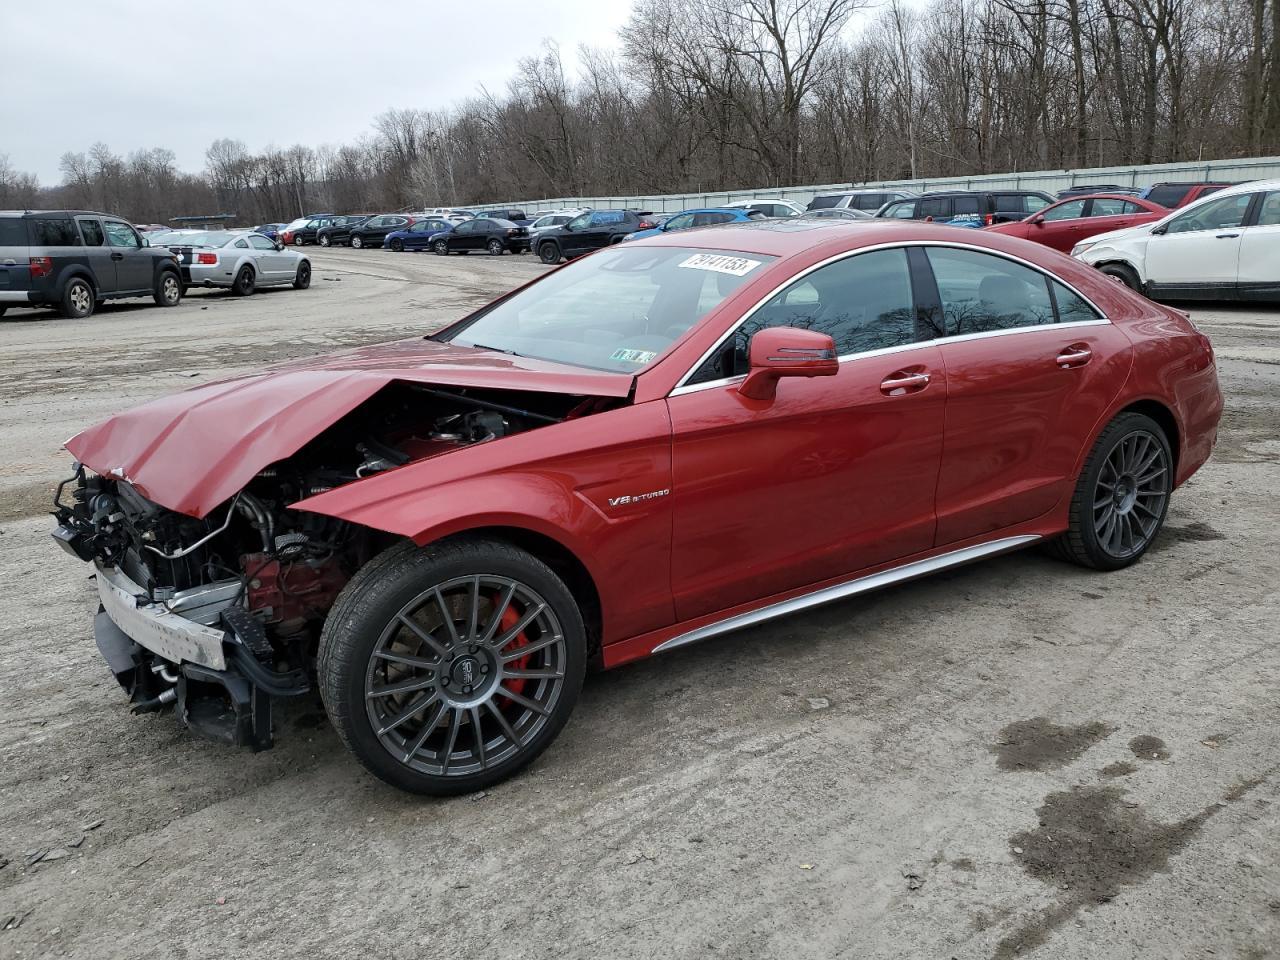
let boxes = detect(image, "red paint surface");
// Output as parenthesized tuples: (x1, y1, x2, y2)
(983, 194, 1168, 252)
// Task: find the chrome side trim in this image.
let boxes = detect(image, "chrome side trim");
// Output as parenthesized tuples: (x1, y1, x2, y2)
(669, 237, 1112, 397)
(651, 534, 1041, 654)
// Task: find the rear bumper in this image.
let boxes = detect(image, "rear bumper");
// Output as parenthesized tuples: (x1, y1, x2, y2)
(0, 290, 36, 303)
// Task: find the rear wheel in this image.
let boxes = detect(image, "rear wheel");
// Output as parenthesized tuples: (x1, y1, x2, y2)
(293, 235, 305, 246)
(351, 234, 364, 249)
(1099, 262, 1141, 291)
(319, 539, 587, 795)
(153, 270, 182, 307)
(434, 240, 449, 256)
(232, 266, 255, 296)
(538, 242, 561, 265)
(487, 238, 504, 255)
(293, 260, 312, 289)
(1048, 412, 1172, 570)
(319, 235, 331, 247)
(61, 277, 95, 319)
(390, 238, 404, 252)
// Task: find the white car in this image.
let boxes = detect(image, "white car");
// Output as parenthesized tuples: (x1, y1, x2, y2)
(721, 198, 804, 218)
(1072, 179, 1280, 300)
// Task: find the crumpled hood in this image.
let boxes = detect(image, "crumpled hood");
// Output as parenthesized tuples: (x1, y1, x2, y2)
(65, 337, 633, 518)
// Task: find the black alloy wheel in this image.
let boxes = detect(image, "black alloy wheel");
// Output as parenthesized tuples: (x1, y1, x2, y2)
(390, 238, 404, 252)
(434, 240, 449, 256)
(293, 261, 312, 289)
(233, 266, 255, 296)
(487, 238, 504, 255)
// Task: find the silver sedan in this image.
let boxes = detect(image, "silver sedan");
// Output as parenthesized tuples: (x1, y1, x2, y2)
(152, 230, 312, 296)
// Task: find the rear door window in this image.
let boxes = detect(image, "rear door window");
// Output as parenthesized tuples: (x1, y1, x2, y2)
(1086, 198, 1126, 217)
(993, 195, 1024, 214)
(882, 200, 917, 219)
(0, 218, 26, 245)
(919, 197, 951, 220)
(78, 218, 106, 245)
(854, 194, 886, 210)
(31, 217, 81, 246)
(950, 196, 981, 221)
(926, 247, 1056, 335)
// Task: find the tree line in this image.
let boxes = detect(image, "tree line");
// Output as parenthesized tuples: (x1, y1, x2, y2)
(1, 0, 1276, 224)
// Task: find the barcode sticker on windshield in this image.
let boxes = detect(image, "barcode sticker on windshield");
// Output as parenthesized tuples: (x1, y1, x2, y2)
(677, 253, 762, 277)
(611, 348, 658, 365)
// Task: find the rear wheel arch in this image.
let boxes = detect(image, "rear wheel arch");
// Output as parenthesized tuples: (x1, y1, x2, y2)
(57, 266, 98, 298)
(1117, 399, 1180, 478)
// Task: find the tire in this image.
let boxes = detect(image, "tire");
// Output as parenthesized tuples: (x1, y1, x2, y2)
(319, 235, 331, 247)
(318, 538, 587, 795)
(153, 270, 183, 307)
(60, 277, 95, 319)
(350, 234, 364, 249)
(1047, 412, 1172, 571)
(390, 238, 404, 252)
(293, 235, 305, 246)
(434, 240, 449, 256)
(487, 239, 504, 256)
(232, 266, 255, 297)
(538, 242, 561, 265)
(1099, 263, 1141, 292)
(292, 260, 312, 290)
(0, 305, 8, 318)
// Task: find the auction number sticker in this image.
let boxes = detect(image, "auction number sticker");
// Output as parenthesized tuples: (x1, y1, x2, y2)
(611, 348, 658, 364)
(677, 253, 762, 277)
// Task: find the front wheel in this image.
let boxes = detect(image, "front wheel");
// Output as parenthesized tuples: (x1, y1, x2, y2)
(389, 238, 404, 252)
(319, 539, 587, 795)
(351, 234, 364, 249)
(319, 235, 331, 247)
(538, 243, 561, 265)
(1099, 263, 1141, 291)
(293, 235, 305, 246)
(434, 240, 449, 256)
(293, 260, 312, 289)
(487, 239, 504, 255)
(1048, 412, 1172, 570)
(153, 270, 182, 307)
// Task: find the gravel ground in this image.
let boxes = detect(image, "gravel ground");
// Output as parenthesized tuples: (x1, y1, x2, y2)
(0, 247, 1276, 960)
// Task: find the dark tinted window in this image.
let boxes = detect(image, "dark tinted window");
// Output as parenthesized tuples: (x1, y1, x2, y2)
(1052, 281, 1101, 324)
(1145, 185, 1191, 207)
(1087, 198, 1126, 217)
(853, 194, 887, 210)
(927, 247, 1055, 334)
(31, 217, 81, 246)
(0, 217, 26, 245)
(951, 196, 981, 216)
(994, 194, 1025, 213)
(78, 219, 105, 246)
(919, 198, 950, 219)
(731, 248, 918, 359)
(694, 212, 734, 226)
(808, 195, 841, 209)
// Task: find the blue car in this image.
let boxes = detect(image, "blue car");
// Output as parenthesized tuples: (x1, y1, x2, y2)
(382, 217, 456, 252)
(252, 223, 286, 241)
(623, 207, 764, 241)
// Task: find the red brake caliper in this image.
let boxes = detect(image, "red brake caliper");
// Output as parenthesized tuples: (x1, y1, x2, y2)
(496, 602, 531, 707)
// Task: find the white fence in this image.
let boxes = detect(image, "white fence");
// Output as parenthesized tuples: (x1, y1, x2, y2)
(485, 155, 1280, 214)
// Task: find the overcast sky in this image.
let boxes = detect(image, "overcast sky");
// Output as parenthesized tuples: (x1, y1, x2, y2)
(2, 0, 636, 184)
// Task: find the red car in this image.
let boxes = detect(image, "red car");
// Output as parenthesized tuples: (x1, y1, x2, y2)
(53, 221, 1222, 794)
(984, 193, 1168, 253)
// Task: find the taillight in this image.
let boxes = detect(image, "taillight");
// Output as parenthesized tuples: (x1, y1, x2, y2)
(29, 256, 52, 279)
(506, 228, 516, 235)
(197, 253, 217, 265)
(984, 213, 995, 226)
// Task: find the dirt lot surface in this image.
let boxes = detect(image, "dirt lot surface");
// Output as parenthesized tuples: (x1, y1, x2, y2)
(1, 248, 1277, 959)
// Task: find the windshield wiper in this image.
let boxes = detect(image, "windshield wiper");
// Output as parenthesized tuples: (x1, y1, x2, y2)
(469, 342, 525, 358)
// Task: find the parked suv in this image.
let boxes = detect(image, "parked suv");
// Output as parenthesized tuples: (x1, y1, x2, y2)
(476, 208, 531, 225)
(1137, 182, 1232, 209)
(315, 215, 373, 247)
(0, 210, 184, 319)
(876, 190, 1054, 226)
(282, 215, 365, 246)
(533, 209, 643, 263)
(348, 214, 416, 249)
(807, 189, 917, 213)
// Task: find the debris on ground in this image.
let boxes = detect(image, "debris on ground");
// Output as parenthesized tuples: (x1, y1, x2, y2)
(807, 697, 830, 710)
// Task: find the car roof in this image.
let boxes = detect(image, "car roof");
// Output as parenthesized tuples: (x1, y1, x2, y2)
(0, 209, 118, 218)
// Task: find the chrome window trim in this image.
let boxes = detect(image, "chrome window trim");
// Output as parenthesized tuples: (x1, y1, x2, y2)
(652, 534, 1042, 654)
(669, 239, 1112, 397)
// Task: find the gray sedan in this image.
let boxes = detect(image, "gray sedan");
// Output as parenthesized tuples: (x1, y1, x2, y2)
(153, 230, 312, 296)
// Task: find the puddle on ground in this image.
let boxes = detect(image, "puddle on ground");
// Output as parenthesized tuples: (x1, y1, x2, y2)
(994, 780, 1262, 959)
(1129, 735, 1171, 760)
(992, 718, 1116, 773)
(1100, 760, 1138, 778)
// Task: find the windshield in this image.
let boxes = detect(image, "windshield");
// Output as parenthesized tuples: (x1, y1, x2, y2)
(173, 231, 235, 247)
(445, 245, 775, 373)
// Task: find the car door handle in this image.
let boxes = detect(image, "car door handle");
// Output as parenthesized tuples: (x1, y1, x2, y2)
(880, 371, 931, 395)
(1056, 344, 1093, 368)
(110, 252, 124, 260)
(1215, 233, 1240, 239)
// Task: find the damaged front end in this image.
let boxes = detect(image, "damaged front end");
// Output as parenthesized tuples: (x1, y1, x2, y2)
(53, 379, 620, 750)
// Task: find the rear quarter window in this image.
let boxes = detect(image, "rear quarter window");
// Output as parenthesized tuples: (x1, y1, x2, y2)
(808, 195, 841, 210)
(1145, 185, 1190, 207)
(0, 218, 27, 245)
(31, 218, 81, 246)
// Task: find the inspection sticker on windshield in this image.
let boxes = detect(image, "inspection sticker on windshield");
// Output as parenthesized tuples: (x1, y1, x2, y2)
(677, 253, 762, 277)
(610, 348, 658, 365)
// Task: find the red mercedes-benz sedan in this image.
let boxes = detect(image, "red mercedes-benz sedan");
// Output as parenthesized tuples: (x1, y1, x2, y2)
(53, 220, 1222, 794)
(983, 193, 1169, 253)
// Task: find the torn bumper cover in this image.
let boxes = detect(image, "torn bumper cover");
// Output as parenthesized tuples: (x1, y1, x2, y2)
(91, 560, 309, 751)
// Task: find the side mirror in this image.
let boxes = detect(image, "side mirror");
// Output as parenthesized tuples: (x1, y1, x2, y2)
(1029, 213, 1045, 225)
(275, 241, 285, 251)
(739, 328, 839, 401)
(141, 237, 151, 247)
(1150, 224, 1168, 236)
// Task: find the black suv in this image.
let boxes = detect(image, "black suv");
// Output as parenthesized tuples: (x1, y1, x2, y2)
(348, 214, 416, 249)
(288, 215, 366, 246)
(0, 210, 184, 319)
(876, 190, 1054, 226)
(533, 210, 642, 264)
(315, 215, 372, 247)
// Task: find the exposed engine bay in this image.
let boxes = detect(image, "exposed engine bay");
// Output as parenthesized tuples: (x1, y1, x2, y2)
(52, 382, 620, 748)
